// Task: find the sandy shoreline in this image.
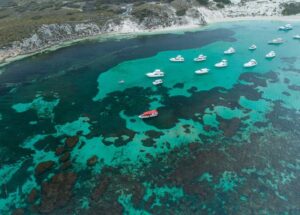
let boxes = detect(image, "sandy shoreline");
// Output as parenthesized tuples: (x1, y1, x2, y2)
(0, 15, 299, 68)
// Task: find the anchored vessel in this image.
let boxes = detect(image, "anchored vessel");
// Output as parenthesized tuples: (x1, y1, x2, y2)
(195, 68, 209, 74)
(248, 44, 257, 50)
(224, 47, 235, 55)
(194, 54, 207, 62)
(146, 69, 164, 78)
(278, 24, 293, 31)
(268, 38, 284, 45)
(293, 35, 300, 39)
(266, 51, 276, 59)
(215, 59, 228, 68)
(139, 110, 158, 119)
(244, 59, 257, 68)
(170, 55, 185, 62)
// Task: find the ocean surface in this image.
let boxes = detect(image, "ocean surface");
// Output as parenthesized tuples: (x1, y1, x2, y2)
(0, 21, 300, 214)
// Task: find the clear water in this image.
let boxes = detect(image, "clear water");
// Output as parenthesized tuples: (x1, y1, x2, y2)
(0, 21, 300, 214)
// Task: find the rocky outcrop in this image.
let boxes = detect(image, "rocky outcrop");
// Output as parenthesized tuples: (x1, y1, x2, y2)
(0, 0, 297, 64)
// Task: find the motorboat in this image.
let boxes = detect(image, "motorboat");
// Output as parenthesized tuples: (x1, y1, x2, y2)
(279, 24, 293, 31)
(248, 44, 257, 50)
(265, 51, 276, 59)
(195, 68, 209, 74)
(170, 55, 185, 62)
(215, 59, 228, 68)
(224, 47, 235, 55)
(139, 110, 158, 119)
(268, 38, 284, 45)
(194, 54, 207, 62)
(153, 79, 163, 85)
(244, 59, 257, 68)
(118, 80, 125, 84)
(293, 35, 300, 39)
(146, 69, 164, 78)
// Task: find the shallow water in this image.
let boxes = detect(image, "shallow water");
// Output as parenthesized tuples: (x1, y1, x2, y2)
(0, 21, 300, 214)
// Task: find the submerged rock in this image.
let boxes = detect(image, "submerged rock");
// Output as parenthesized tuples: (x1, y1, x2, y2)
(65, 136, 79, 148)
(55, 146, 65, 156)
(39, 172, 77, 213)
(87, 155, 98, 166)
(59, 152, 70, 163)
(27, 188, 38, 203)
(35, 161, 55, 175)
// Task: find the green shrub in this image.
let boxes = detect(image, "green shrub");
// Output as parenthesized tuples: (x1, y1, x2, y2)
(282, 3, 300, 15)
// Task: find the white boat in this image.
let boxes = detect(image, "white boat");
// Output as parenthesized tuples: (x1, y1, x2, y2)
(118, 80, 125, 84)
(153, 79, 163, 85)
(146, 69, 164, 78)
(224, 47, 235, 55)
(139, 110, 158, 119)
(215, 59, 228, 68)
(195, 68, 209, 74)
(170, 55, 184, 62)
(266, 51, 276, 59)
(194, 54, 207, 62)
(279, 24, 293, 31)
(244, 59, 257, 68)
(268, 38, 284, 45)
(248, 44, 257, 50)
(293, 35, 300, 39)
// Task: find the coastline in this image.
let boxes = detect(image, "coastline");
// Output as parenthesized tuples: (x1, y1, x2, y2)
(1, 15, 300, 69)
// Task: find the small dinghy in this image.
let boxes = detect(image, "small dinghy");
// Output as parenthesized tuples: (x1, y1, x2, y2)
(248, 44, 257, 50)
(153, 79, 163, 85)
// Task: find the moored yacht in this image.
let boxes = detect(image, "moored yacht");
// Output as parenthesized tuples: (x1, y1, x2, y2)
(293, 35, 300, 39)
(266, 51, 276, 59)
(279, 24, 293, 31)
(195, 68, 209, 74)
(215, 59, 228, 68)
(170, 55, 185, 62)
(224, 47, 235, 55)
(248, 44, 257, 50)
(244, 59, 257, 68)
(268, 38, 284, 45)
(153, 79, 163, 85)
(139, 110, 158, 119)
(194, 54, 207, 62)
(146, 69, 164, 78)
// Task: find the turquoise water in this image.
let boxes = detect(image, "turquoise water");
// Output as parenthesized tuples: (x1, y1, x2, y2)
(0, 21, 300, 214)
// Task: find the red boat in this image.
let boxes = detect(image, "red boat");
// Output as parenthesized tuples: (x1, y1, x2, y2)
(139, 110, 158, 119)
